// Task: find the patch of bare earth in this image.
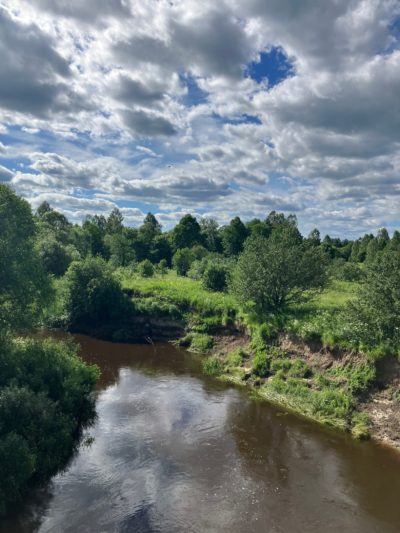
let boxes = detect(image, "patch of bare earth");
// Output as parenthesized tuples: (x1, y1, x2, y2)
(362, 356, 400, 450)
(212, 332, 250, 356)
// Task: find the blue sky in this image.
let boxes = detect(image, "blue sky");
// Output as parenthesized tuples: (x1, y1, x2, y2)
(0, 0, 400, 236)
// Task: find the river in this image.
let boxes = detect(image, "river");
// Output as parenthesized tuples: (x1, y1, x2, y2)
(2, 334, 400, 533)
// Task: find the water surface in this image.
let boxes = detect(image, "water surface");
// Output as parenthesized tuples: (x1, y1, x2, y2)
(2, 334, 400, 532)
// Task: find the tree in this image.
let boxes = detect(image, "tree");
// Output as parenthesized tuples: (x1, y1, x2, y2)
(172, 214, 202, 250)
(138, 259, 154, 278)
(307, 228, 321, 246)
(221, 216, 248, 256)
(202, 263, 229, 292)
(172, 248, 194, 276)
(389, 230, 400, 252)
(104, 231, 135, 267)
(36, 238, 72, 276)
(232, 231, 328, 314)
(139, 213, 161, 242)
(106, 207, 124, 234)
(63, 257, 129, 330)
(200, 217, 222, 252)
(346, 249, 400, 348)
(0, 184, 51, 330)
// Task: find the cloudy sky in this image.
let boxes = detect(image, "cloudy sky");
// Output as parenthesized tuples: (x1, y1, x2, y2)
(0, 0, 399, 236)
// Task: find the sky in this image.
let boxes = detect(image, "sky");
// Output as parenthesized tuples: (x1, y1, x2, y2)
(0, 0, 399, 237)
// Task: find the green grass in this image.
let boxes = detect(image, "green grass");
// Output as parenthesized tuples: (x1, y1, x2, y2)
(119, 270, 239, 318)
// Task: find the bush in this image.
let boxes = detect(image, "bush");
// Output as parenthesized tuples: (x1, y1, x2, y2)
(345, 250, 400, 349)
(63, 256, 131, 331)
(202, 263, 228, 292)
(203, 357, 223, 376)
(188, 333, 214, 353)
(0, 336, 98, 515)
(351, 411, 371, 439)
(252, 352, 270, 377)
(172, 248, 194, 276)
(138, 259, 154, 278)
(158, 259, 168, 276)
(227, 348, 246, 367)
(232, 231, 328, 313)
(270, 358, 312, 378)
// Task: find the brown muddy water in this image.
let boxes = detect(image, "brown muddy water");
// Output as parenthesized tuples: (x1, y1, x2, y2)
(2, 334, 400, 533)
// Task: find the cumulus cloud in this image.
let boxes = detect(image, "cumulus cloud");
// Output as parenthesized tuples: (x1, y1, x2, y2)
(1, 0, 400, 235)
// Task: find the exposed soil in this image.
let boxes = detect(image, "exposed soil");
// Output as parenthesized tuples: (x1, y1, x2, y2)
(362, 356, 400, 450)
(210, 331, 400, 452)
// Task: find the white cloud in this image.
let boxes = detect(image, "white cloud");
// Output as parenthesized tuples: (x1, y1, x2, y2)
(1, 0, 399, 235)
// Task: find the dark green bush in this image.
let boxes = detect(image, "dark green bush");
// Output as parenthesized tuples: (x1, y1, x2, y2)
(202, 263, 229, 292)
(138, 259, 154, 278)
(252, 352, 270, 377)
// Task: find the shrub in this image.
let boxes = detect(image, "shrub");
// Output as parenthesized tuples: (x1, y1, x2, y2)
(252, 352, 270, 377)
(63, 257, 130, 331)
(351, 411, 371, 439)
(158, 259, 168, 276)
(189, 333, 214, 353)
(202, 263, 228, 292)
(172, 248, 194, 276)
(138, 259, 154, 278)
(203, 357, 223, 376)
(227, 348, 245, 367)
(0, 336, 98, 515)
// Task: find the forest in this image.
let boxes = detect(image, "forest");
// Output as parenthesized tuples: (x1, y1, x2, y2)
(1, 182, 400, 515)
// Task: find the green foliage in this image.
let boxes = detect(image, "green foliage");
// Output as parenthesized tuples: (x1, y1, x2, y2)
(328, 362, 376, 395)
(0, 184, 51, 330)
(345, 250, 400, 349)
(232, 231, 328, 314)
(63, 256, 130, 331)
(227, 348, 246, 367)
(270, 358, 312, 378)
(202, 263, 229, 292)
(172, 214, 203, 250)
(138, 259, 155, 278)
(0, 336, 98, 515)
(36, 238, 72, 277)
(252, 352, 270, 377)
(158, 259, 168, 275)
(172, 248, 194, 276)
(203, 357, 223, 376)
(221, 216, 248, 256)
(351, 411, 371, 439)
(188, 333, 214, 353)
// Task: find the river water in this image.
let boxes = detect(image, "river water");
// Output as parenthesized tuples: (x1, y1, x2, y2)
(2, 334, 400, 533)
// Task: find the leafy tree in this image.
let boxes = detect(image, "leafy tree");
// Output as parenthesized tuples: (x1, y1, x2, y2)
(232, 231, 328, 314)
(150, 234, 172, 264)
(158, 259, 168, 276)
(172, 214, 203, 250)
(202, 263, 229, 292)
(246, 218, 269, 238)
(139, 213, 162, 242)
(200, 217, 222, 252)
(172, 248, 194, 276)
(106, 207, 124, 234)
(307, 228, 321, 246)
(104, 231, 135, 267)
(346, 250, 400, 348)
(389, 230, 400, 252)
(221, 216, 248, 256)
(36, 238, 72, 276)
(0, 184, 51, 330)
(138, 259, 154, 278)
(63, 257, 129, 330)
(0, 337, 98, 515)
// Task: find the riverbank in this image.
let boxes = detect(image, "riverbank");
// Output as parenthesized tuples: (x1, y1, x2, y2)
(116, 270, 400, 450)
